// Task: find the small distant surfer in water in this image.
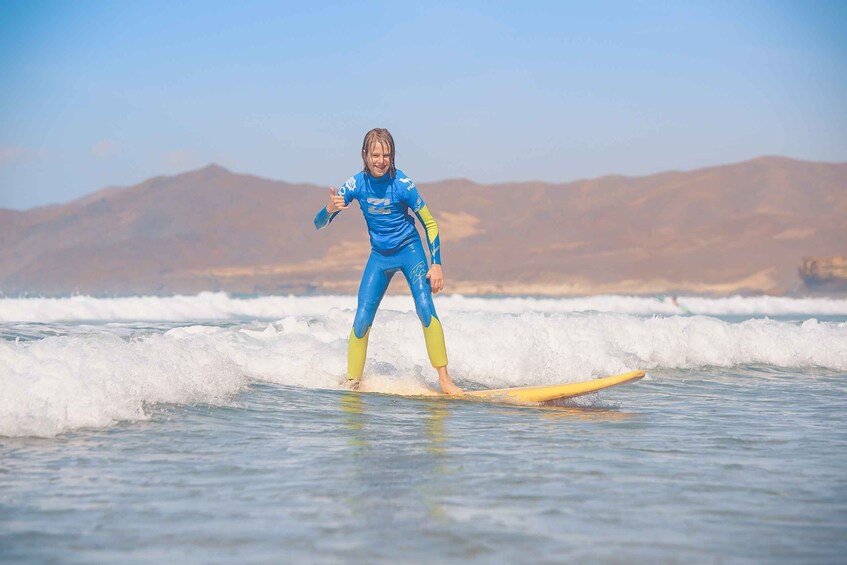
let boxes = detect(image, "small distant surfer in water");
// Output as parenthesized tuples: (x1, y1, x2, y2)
(313, 128, 463, 395)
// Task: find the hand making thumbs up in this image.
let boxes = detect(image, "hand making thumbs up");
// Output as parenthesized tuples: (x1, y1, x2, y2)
(326, 187, 348, 214)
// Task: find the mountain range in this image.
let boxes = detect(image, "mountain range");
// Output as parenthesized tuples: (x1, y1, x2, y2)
(1, 156, 845, 296)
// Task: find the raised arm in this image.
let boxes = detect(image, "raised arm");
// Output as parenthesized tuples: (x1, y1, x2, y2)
(314, 184, 353, 230)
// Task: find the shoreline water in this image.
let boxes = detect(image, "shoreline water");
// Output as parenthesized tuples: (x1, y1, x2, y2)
(2, 293, 846, 438)
(4, 291, 847, 323)
(2, 293, 846, 562)
(3, 370, 846, 563)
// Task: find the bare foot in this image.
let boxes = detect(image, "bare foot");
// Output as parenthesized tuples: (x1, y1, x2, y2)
(347, 378, 362, 391)
(437, 366, 463, 395)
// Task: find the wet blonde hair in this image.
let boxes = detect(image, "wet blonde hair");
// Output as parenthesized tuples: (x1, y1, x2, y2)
(361, 128, 396, 178)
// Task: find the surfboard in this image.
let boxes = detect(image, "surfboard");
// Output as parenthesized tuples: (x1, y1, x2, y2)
(347, 370, 645, 405)
(461, 370, 645, 404)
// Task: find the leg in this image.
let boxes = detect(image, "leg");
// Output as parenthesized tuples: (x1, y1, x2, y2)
(437, 366, 462, 396)
(348, 252, 392, 382)
(401, 241, 462, 395)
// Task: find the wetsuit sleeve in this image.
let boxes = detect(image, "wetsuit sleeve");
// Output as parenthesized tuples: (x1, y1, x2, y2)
(313, 207, 338, 230)
(415, 205, 441, 265)
(314, 176, 357, 230)
(400, 177, 442, 265)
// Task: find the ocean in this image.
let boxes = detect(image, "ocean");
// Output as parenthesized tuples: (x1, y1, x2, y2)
(2, 293, 846, 563)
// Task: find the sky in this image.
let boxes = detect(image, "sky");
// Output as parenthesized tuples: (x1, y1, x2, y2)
(1, 0, 845, 210)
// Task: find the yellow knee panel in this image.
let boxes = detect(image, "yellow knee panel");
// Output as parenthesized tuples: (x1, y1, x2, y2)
(348, 319, 446, 378)
(422, 316, 448, 368)
(347, 327, 370, 381)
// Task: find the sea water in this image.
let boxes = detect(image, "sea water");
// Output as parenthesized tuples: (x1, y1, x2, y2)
(1, 293, 846, 563)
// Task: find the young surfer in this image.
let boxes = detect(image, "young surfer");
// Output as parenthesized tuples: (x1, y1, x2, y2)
(314, 128, 463, 395)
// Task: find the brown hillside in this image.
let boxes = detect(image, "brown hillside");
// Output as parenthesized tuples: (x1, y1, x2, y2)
(1, 157, 845, 296)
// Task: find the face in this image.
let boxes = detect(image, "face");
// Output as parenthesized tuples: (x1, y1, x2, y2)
(365, 142, 391, 177)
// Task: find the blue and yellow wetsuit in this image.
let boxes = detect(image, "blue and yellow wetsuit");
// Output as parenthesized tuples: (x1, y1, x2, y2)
(314, 169, 446, 381)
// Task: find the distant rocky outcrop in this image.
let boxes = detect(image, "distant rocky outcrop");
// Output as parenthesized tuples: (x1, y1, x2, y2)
(799, 257, 847, 292)
(1, 156, 846, 296)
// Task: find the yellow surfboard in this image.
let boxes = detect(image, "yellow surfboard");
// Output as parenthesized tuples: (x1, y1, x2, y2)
(349, 370, 645, 405)
(461, 370, 645, 404)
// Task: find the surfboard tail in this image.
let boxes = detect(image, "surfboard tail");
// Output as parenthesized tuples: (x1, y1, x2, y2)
(463, 370, 645, 403)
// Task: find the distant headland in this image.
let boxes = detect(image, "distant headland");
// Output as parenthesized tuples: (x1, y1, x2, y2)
(1, 156, 845, 297)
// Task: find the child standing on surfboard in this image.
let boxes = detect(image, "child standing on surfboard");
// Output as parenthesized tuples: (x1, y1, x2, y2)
(314, 128, 463, 395)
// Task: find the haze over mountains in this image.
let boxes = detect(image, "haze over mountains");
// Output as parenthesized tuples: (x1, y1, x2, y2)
(1, 156, 845, 297)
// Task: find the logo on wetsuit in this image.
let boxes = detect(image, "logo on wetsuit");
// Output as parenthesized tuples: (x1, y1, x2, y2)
(366, 196, 392, 215)
(410, 261, 427, 286)
(339, 177, 356, 197)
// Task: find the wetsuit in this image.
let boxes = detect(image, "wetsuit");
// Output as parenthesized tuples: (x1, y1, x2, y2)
(314, 169, 446, 380)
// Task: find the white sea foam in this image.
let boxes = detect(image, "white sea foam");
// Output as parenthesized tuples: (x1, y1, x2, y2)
(3, 292, 847, 322)
(2, 304, 846, 437)
(0, 331, 249, 437)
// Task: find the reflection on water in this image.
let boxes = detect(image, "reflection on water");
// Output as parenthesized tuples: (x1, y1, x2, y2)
(335, 390, 640, 532)
(423, 400, 450, 455)
(535, 402, 636, 423)
(338, 391, 635, 453)
(339, 391, 367, 449)
(4, 374, 845, 564)
(338, 391, 454, 455)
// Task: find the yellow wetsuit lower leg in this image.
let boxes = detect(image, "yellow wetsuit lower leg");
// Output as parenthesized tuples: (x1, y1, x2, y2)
(422, 316, 448, 368)
(347, 327, 370, 381)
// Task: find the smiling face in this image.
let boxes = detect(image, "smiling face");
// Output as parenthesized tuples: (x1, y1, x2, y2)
(365, 142, 391, 178)
(361, 128, 396, 178)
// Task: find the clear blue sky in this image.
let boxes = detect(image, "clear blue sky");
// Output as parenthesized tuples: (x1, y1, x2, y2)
(1, 0, 845, 209)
